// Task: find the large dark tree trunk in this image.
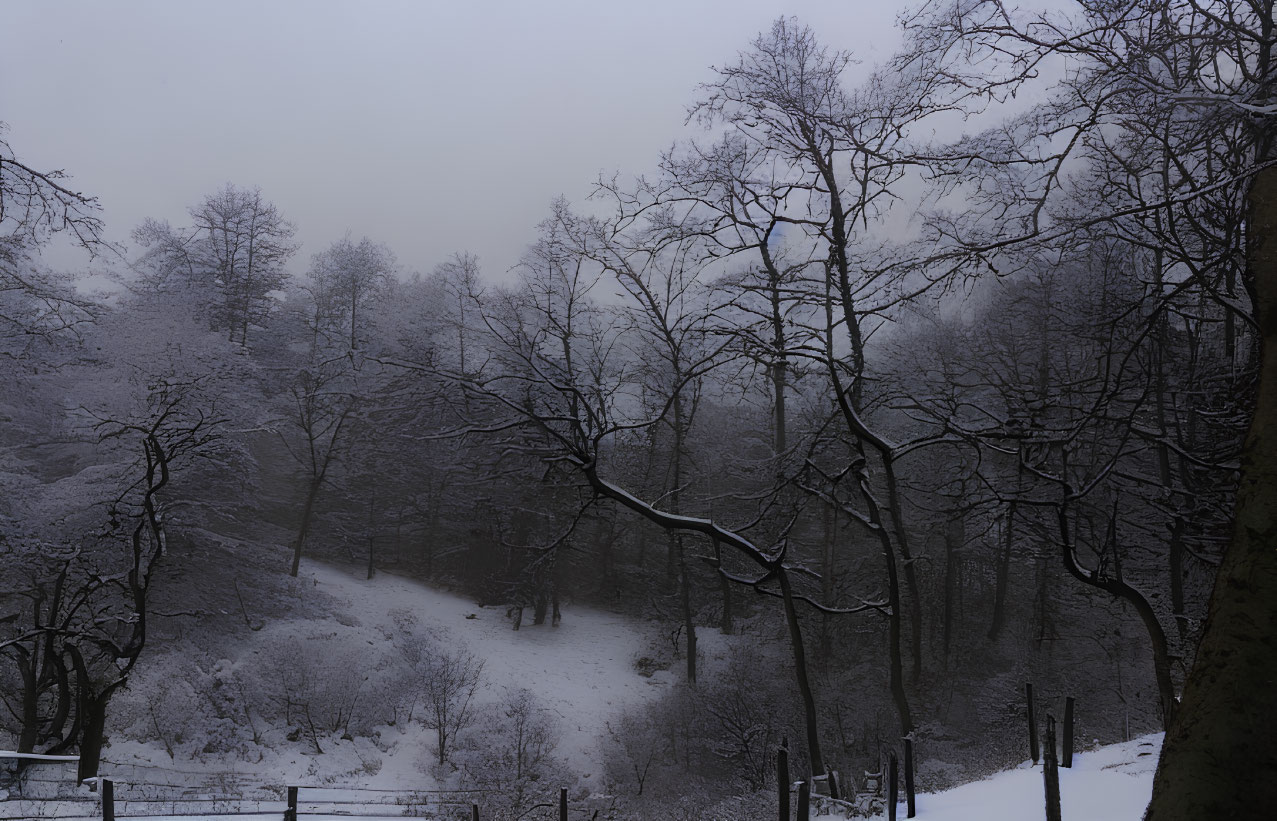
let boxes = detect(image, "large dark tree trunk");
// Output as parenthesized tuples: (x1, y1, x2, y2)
(76, 697, 108, 783)
(1145, 165, 1277, 819)
(46, 655, 72, 749)
(69, 646, 123, 783)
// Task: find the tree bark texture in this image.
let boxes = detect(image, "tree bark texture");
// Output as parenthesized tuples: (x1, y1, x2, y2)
(1145, 165, 1277, 819)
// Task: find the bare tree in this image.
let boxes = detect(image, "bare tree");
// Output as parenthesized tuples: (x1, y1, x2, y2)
(404, 634, 485, 767)
(134, 184, 296, 345)
(501, 688, 559, 783)
(687, 15, 954, 741)
(891, 0, 1274, 813)
(0, 372, 223, 778)
(559, 198, 728, 683)
(606, 711, 661, 797)
(280, 359, 356, 577)
(434, 251, 483, 373)
(0, 123, 104, 346)
(309, 235, 396, 352)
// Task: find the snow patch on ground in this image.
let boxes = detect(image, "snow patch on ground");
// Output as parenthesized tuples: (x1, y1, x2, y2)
(815, 733, 1162, 821)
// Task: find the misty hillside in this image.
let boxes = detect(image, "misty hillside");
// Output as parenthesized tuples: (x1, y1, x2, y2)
(4, 1, 1276, 820)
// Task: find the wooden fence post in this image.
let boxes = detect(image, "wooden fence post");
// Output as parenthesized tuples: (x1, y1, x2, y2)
(1027, 682, 1040, 764)
(1043, 715, 1062, 821)
(777, 744, 790, 821)
(101, 779, 114, 821)
(796, 780, 810, 821)
(285, 785, 298, 821)
(888, 752, 899, 821)
(828, 768, 841, 801)
(1063, 696, 1075, 768)
(559, 786, 567, 821)
(904, 737, 916, 818)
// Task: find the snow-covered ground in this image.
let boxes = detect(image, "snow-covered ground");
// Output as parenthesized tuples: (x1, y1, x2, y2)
(5, 562, 691, 817)
(8, 730, 1164, 820)
(102, 562, 681, 791)
(815, 733, 1161, 821)
(301, 562, 680, 785)
(4, 564, 1163, 820)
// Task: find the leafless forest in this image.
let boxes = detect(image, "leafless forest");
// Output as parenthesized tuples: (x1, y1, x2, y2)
(2, 3, 1274, 819)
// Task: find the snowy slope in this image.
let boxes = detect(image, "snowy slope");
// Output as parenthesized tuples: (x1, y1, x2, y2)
(13, 563, 1166, 821)
(815, 734, 1161, 821)
(303, 562, 678, 784)
(102, 561, 677, 792)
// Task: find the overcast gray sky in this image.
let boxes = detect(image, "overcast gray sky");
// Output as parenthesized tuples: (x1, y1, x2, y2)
(2, 1, 908, 282)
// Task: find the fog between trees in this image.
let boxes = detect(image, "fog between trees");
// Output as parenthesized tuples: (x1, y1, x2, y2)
(2, 3, 1275, 819)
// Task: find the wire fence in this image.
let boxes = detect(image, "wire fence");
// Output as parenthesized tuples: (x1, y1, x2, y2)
(2, 754, 501, 820)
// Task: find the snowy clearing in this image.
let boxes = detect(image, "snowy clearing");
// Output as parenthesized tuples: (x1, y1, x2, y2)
(301, 562, 679, 784)
(102, 561, 680, 791)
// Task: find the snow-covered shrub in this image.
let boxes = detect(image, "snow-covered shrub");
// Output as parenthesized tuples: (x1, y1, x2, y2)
(457, 688, 571, 820)
(673, 791, 776, 821)
(602, 685, 718, 810)
(111, 651, 259, 758)
(252, 624, 403, 753)
(699, 646, 798, 790)
(400, 630, 485, 767)
(603, 707, 663, 797)
(603, 640, 802, 820)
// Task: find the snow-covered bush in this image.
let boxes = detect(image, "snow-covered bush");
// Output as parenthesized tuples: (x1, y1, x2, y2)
(111, 652, 259, 758)
(400, 630, 485, 767)
(252, 624, 404, 753)
(458, 688, 572, 820)
(603, 707, 663, 797)
(700, 646, 798, 790)
(602, 640, 802, 819)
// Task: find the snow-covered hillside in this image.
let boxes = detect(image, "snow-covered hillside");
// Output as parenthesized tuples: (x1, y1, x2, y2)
(9, 565, 1164, 821)
(104, 562, 680, 791)
(301, 562, 679, 785)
